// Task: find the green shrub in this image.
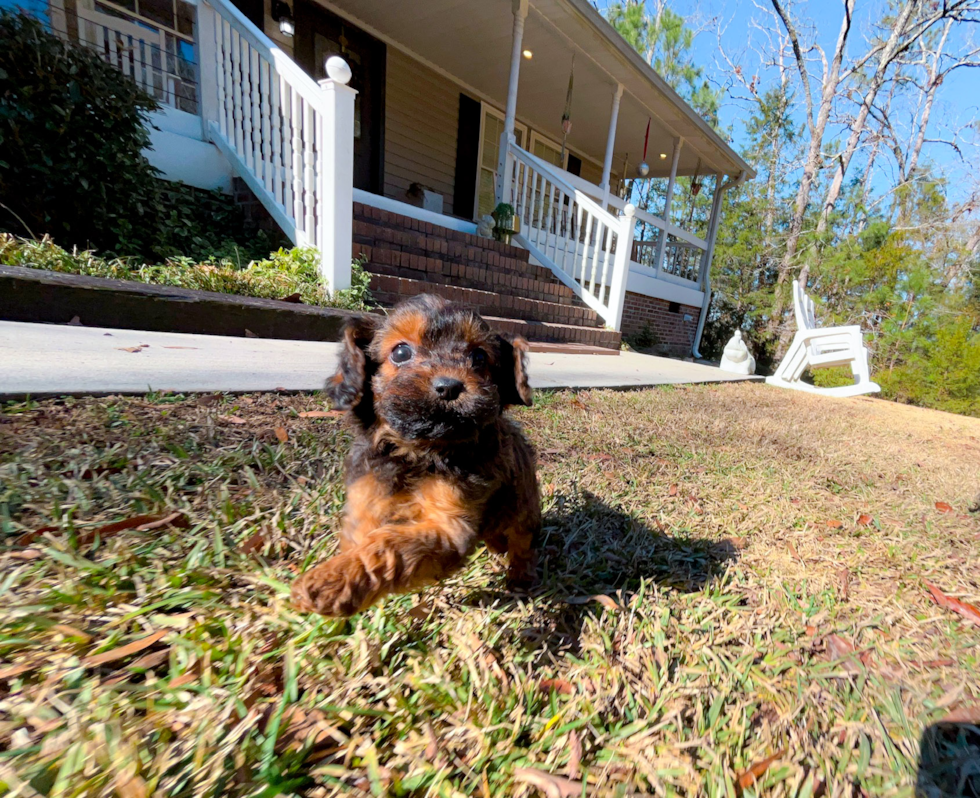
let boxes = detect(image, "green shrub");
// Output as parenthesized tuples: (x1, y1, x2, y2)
(0, 11, 159, 253)
(0, 10, 271, 262)
(0, 235, 373, 311)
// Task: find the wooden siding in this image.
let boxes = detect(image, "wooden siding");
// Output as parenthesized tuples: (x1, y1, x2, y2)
(383, 48, 459, 210)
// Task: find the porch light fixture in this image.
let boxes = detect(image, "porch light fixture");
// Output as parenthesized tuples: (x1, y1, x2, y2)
(659, 152, 667, 159)
(522, 49, 533, 59)
(272, 0, 294, 37)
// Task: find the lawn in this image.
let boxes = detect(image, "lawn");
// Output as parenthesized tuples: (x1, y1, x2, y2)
(1, 384, 978, 797)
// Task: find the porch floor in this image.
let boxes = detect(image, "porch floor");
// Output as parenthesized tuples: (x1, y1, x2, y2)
(0, 322, 762, 398)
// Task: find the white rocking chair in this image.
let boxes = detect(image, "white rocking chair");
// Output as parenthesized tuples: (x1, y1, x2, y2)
(765, 280, 880, 398)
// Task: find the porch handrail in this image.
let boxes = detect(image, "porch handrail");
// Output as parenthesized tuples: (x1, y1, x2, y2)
(195, 0, 356, 290)
(505, 140, 636, 331)
(514, 147, 707, 251)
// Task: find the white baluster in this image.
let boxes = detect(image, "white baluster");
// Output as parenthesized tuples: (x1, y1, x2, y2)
(240, 38, 252, 170)
(271, 71, 283, 207)
(219, 19, 231, 138)
(230, 29, 243, 158)
(289, 87, 304, 233)
(303, 98, 316, 246)
(250, 46, 262, 181)
(260, 60, 272, 194)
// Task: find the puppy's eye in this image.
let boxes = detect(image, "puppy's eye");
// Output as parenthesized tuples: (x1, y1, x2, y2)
(471, 348, 487, 369)
(390, 343, 414, 364)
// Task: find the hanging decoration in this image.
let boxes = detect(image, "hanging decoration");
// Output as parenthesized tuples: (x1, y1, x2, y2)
(559, 54, 575, 164)
(690, 157, 703, 196)
(636, 118, 651, 178)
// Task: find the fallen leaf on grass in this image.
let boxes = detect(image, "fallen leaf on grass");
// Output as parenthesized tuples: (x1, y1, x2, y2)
(8, 549, 42, 560)
(129, 649, 170, 670)
(0, 662, 35, 680)
(925, 582, 980, 628)
(14, 525, 58, 546)
(52, 624, 92, 642)
(538, 678, 575, 695)
(168, 672, 197, 688)
(218, 415, 247, 425)
(857, 513, 874, 527)
(83, 629, 168, 667)
(566, 594, 620, 612)
(274, 427, 289, 443)
(195, 394, 222, 406)
(935, 501, 954, 514)
(514, 767, 587, 798)
(239, 531, 266, 555)
(735, 750, 786, 792)
(76, 512, 189, 546)
(825, 519, 844, 529)
(566, 730, 582, 779)
(298, 410, 343, 419)
(668, 484, 678, 497)
(939, 703, 980, 723)
(281, 292, 302, 303)
(585, 453, 613, 462)
(274, 707, 345, 754)
(115, 773, 147, 798)
(407, 600, 432, 621)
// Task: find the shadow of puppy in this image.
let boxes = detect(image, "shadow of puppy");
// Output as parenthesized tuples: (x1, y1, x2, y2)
(466, 490, 740, 657)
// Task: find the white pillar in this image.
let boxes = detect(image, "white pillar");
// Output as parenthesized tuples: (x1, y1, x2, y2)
(194, 0, 219, 142)
(608, 203, 637, 332)
(317, 57, 357, 292)
(600, 84, 624, 209)
(496, 0, 529, 204)
(652, 136, 681, 276)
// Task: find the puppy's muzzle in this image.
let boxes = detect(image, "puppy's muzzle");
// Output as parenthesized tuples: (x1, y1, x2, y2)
(432, 376, 465, 402)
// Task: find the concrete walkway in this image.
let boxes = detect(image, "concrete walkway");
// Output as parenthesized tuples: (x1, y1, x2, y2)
(0, 321, 761, 397)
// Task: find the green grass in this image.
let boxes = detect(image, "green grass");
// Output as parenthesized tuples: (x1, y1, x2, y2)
(1, 385, 978, 796)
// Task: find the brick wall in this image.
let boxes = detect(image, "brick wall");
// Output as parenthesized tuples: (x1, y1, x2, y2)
(621, 291, 699, 358)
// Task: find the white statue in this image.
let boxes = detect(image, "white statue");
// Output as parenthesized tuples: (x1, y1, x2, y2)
(476, 214, 495, 238)
(719, 330, 756, 375)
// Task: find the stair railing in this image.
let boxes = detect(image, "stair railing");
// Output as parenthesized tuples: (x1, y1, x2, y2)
(503, 138, 635, 331)
(195, 0, 355, 291)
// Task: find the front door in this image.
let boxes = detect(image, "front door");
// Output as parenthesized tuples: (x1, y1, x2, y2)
(293, 2, 385, 193)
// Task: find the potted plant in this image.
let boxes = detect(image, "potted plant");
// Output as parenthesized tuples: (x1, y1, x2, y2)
(492, 202, 517, 244)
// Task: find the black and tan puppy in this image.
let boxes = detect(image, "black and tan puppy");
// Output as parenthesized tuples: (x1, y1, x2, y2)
(291, 294, 540, 616)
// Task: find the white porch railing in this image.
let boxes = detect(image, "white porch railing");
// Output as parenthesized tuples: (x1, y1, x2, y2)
(504, 141, 636, 331)
(195, 0, 355, 291)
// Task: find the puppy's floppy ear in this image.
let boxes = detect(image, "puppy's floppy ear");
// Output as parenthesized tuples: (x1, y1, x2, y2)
(496, 334, 533, 407)
(327, 314, 382, 410)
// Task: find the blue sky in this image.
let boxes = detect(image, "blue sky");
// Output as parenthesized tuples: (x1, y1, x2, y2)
(676, 0, 980, 200)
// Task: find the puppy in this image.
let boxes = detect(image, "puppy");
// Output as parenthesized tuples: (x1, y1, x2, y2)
(291, 294, 540, 616)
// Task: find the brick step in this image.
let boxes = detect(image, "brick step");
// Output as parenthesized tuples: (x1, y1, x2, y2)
(363, 258, 583, 308)
(369, 274, 604, 329)
(485, 315, 621, 351)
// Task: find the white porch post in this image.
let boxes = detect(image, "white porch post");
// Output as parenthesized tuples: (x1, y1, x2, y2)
(652, 136, 682, 277)
(496, 0, 529, 205)
(317, 58, 357, 292)
(599, 84, 624, 209)
(194, 0, 219, 141)
(608, 203, 637, 332)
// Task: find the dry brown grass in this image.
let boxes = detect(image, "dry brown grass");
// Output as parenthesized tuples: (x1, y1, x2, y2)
(1, 383, 978, 797)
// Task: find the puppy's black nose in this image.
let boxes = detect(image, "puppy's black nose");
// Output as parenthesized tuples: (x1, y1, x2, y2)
(432, 376, 465, 401)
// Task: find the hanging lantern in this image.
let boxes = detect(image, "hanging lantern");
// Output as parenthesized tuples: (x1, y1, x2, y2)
(636, 117, 651, 178)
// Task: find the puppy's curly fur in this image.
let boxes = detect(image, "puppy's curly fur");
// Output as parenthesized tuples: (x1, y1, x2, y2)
(291, 294, 540, 616)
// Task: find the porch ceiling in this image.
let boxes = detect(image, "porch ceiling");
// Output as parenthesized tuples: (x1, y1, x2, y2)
(311, 0, 754, 180)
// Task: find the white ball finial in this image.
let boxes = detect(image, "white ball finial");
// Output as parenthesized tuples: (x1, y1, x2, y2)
(325, 56, 352, 85)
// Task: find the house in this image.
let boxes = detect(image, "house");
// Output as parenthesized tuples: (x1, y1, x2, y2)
(42, 0, 754, 354)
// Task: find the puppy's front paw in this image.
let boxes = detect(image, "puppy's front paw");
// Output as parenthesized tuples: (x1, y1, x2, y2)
(290, 556, 366, 616)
